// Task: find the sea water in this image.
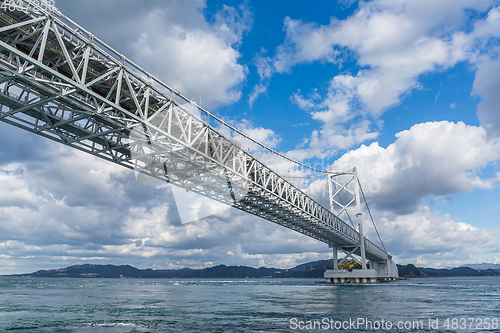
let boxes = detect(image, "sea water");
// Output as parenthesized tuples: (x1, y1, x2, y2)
(0, 276, 499, 332)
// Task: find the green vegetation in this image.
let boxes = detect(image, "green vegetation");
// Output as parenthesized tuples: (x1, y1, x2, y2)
(339, 260, 363, 271)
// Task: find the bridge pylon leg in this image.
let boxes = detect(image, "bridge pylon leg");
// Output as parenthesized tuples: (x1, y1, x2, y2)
(332, 246, 338, 270)
(324, 168, 379, 284)
(353, 168, 368, 271)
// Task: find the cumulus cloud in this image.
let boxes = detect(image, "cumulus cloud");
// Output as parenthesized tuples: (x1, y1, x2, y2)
(248, 82, 268, 107)
(228, 119, 281, 149)
(2, 0, 500, 274)
(287, 119, 379, 161)
(333, 121, 500, 214)
(131, 6, 251, 108)
(300, 122, 500, 267)
(2, 120, 498, 273)
(255, 0, 493, 109)
(378, 207, 500, 266)
(213, 3, 253, 47)
(0, 123, 328, 274)
(57, 0, 252, 108)
(297, 122, 500, 265)
(473, 55, 500, 138)
(254, 1, 500, 159)
(248, 2, 500, 268)
(0, 1, 337, 274)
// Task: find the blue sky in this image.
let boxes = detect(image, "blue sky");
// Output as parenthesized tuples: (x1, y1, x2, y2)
(1, 0, 500, 274)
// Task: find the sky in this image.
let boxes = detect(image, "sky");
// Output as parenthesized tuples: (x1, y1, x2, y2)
(1, 0, 500, 274)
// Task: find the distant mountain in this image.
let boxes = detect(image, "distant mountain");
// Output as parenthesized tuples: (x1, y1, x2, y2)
(459, 263, 500, 270)
(420, 266, 500, 277)
(396, 264, 500, 278)
(6, 260, 500, 279)
(396, 264, 427, 278)
(11, 259, 334, 279)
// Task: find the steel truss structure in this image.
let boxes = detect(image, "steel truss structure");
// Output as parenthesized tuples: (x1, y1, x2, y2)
(328, 168, 371, 269)
(0, 1, 390, 262)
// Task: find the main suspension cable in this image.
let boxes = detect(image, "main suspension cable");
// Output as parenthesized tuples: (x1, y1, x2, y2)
(283, 173, 327, 179)
(358, 178, 386, 252)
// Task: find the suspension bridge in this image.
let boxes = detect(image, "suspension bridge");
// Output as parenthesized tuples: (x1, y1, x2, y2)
(0, 0, 397, 283)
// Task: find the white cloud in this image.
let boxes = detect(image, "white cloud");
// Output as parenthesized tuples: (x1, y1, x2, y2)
(473, 54, 500, 138)
(3, 0, 500, 274)
(287, 119, 379, 161)
(248, 82, 268, 108)
(255, 1, 500, 159)
(470, 5, 500, 41)
(233, 119, 281, 149)
(130, 2, 251, 108)
(338, 0, 357, 9)
(257, 0, 493, 112)
(214, 3, 253, 47)
(378, 206, 500, 266)
(57, 0, 252, 109)
(133, 28, 247, 108)
(0, 125, 329, 274)
(298, 121, 500, 265)
(273, 17, 341, 73)
(2, 121, 499, 273)
(333, 121, 500, 214)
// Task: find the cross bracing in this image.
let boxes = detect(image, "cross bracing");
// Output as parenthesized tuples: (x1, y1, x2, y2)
(0, 1, 389, 262)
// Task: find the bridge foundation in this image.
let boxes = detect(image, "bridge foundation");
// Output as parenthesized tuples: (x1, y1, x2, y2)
(323, 259, 399, 284)
(324, 268, 378, 284)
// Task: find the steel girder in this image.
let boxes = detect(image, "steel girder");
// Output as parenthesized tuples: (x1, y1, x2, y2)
(0, 1, 389, 262)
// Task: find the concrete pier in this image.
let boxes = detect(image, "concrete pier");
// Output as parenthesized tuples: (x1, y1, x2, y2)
(324, 268, 378, 284)
(324, 260, 399, 284)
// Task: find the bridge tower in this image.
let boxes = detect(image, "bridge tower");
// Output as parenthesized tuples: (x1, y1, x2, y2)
(324, 168, 398, 283)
